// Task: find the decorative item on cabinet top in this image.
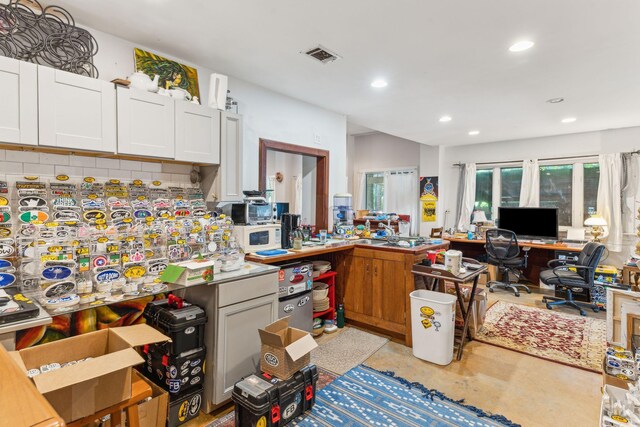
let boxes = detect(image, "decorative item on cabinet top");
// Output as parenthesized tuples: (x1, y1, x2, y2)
(0, 0, 99, 78)
(134, 47, 200, 100)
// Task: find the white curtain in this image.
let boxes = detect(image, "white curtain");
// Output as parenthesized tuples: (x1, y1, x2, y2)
(384, 169, 418, 235)
(353, 171, 367, 210)
(456, 163, 476, 231)
(597, 153, 623, 252)
(519, 159, 540, 207)
(292, 175, 303, 215)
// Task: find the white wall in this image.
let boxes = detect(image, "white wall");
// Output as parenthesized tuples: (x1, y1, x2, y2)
(84, 26, 348, 203)
(266, 151, 302, 206)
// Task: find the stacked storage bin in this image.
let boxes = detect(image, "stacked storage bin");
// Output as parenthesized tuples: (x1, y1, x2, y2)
(142, 296, 207, 427)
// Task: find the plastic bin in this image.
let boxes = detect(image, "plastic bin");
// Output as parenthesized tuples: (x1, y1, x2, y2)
(410, 289, 457, 365)
(144, 299, 207, 355)
(142, 344, 206, 395)
(167, 384, 203, 427)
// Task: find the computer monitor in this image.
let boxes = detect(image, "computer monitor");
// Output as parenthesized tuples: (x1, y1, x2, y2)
(497, 207, 559, 240)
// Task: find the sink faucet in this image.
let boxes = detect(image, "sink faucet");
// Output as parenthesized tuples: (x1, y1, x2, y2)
(378, 222, 396, 236)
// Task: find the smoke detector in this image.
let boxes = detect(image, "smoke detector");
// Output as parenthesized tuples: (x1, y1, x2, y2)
(302, 45, 342, 64)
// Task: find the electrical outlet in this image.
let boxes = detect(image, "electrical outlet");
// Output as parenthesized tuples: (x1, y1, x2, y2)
(313, 133, 321, 145)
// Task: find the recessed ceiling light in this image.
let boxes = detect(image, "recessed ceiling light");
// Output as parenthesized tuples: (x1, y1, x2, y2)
(546, 97, 564, 104)
(371, 79, 388, 88)
(561, 117, 577, 123)
(439, 115, 452, 123)
(468, 130, 480, 136)
(509, 40, 534, 52)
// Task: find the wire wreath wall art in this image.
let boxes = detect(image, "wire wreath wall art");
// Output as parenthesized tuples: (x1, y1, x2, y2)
(0, 0, 99, 77)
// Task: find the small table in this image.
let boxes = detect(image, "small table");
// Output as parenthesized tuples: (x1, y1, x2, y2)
(412, 259, 487, 361)
(622, 265, 640, 290)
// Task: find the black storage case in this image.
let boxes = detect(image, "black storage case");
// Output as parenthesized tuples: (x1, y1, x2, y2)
(233, 365, 318, 427)
(168, 384, 203, 427)
(142, 344, 205, 395)
(143, 299, 207, 355)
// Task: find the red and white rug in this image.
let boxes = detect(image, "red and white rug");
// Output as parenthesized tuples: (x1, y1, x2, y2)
(475, 300, 606, 373)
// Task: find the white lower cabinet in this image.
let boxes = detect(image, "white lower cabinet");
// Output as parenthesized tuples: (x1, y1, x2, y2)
(182, 270, 279, 412)
(175, 102, 220, 164)
(116, 87, 175, 158)
(0, 57, 37, 146)
(38, 65, 116, 152)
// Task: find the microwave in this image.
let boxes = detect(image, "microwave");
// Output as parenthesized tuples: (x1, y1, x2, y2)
(233, 224, 281, 253)
(222, 202, 274, 225)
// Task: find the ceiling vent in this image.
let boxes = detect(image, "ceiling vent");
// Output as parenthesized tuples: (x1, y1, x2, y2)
(303, 45, 341, 64)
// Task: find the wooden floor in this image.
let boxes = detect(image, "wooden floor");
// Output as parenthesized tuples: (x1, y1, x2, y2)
(187, 286, 603, 427)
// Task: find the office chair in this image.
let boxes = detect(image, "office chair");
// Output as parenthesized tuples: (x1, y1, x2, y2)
(485, 228, 532, 297)
(540, 242, 605, 316)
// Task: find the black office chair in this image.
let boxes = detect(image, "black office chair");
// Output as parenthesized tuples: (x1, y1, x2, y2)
(540, 242, 605, 316)
(485, 228, 532, 297)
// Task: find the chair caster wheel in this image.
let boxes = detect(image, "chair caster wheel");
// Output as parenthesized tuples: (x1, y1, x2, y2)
(526, 289, 532, 294)
(546, 303, 552, 310)
(580, 311, 586, 316)
(592, 307, 600, 313)
(489, 288, 494, 293)
(514, 292, 520, 297)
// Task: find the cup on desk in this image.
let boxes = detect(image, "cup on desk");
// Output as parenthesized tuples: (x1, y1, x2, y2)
(426, 250, 437, 264)
(319, 229, 327, 244)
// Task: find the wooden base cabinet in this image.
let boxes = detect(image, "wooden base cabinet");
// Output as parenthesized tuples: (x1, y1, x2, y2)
(342, 248, 408, 341)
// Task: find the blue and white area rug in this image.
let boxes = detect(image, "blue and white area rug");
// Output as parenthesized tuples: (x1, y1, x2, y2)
(293, 365, 520, 427)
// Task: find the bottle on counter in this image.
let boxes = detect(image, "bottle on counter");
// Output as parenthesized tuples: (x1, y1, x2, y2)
(336, 303, 345, 328)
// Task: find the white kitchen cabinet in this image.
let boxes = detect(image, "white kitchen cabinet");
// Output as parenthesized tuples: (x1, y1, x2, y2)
(116, 87, 175, 158)
(0, 57, 37, 146)
(175, 102, 220, 164)
(216, 112, 243, 201)
(38, 65, 116, 152)
(214, 293, 278, 405)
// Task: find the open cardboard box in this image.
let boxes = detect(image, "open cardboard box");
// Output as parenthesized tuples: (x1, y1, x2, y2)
(259, 317, 318, 380)
(10, 324, 168, 423)
(602, 357, 631, 390)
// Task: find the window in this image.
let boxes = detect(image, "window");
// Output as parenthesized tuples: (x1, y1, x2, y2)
(475, 169, 493, 219)
(500, 167, 522, 207)
(583, 163, 600, 220)
(470, 160, 599, 229)
(365, 172, 384, 211)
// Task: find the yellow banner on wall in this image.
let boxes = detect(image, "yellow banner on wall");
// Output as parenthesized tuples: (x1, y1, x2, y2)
(422, 201, 437, 222)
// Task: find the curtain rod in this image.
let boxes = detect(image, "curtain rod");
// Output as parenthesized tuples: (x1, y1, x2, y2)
(453, 150, 640, 167)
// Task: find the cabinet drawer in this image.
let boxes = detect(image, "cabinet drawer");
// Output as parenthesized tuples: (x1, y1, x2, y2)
(217, 272, 278, 307)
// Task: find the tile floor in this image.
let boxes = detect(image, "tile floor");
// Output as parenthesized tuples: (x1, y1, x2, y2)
(189, 286, 604, 427)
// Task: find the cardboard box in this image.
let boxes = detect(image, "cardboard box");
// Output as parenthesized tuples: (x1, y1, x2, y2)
(10, 324, 168, 423)
(258, 317, 318, 380)
(602, 358, 631, 390)
(161, 259, 216, 286)
(135, 371, 169, 427)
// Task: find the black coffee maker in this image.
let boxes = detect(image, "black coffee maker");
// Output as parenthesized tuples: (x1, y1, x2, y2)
(281, 213, 301, 249)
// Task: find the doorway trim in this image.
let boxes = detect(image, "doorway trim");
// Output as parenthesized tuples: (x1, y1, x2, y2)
(259, 138, 330, 230)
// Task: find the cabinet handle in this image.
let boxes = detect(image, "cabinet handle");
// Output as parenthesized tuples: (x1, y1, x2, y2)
(374, 266, 378, 275)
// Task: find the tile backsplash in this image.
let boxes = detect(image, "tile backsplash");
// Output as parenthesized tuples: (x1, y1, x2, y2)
(0, 149, 198, 188)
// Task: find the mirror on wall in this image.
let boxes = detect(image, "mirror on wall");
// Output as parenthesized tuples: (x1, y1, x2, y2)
(259, 139, 329, 230)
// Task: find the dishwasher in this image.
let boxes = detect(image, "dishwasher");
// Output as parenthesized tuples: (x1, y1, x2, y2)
(278, 261, 313, 332)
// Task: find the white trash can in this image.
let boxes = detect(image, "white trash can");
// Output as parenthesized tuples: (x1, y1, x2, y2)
(410, 289, 457, 365)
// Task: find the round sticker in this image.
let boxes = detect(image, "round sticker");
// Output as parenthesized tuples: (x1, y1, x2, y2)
(152, 181, 161, 186)
(124, 265, 146, 279)
(0, 243, 14, 258)
(420, 306, 435, 317)
(55, 174, 69, 181)
(96, 269, 120, 282)
(257, 416, 267, 427)
(134, 209, 152, 219)
(133, 179, 143, 186)
(0, 196, 8, 206)
(92, 255, 108, 268)
(42, 266, 73, 281)
(53, 210, 80, 221)
(83, 210, 106, 222)
(0, 273, 16, 287)
(19, 210, 49, 223)
(0, 227, 10, 237)
(19, 196, 47, 208)
(109, 179, 121, 184)
(43, 281, 76, 298)
(84, 177, 95, 183)
(0, 259, 11, 269)
(0, 212, 10, 223)
(264, 353, 279, 367)
(178, 401, 189, 422)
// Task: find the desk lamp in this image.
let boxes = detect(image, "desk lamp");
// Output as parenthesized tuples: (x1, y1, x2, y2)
(584, 215, 607, 242)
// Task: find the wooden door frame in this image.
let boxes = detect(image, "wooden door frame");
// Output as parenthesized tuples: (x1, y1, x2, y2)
(258, 138, 330, 230)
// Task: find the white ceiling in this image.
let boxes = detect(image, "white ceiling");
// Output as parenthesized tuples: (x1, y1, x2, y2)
(43, 0, 640, 146)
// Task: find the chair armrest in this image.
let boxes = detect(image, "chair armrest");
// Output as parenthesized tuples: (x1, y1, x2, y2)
(549, 264, 594, 286)
(547, 259, 566, 268)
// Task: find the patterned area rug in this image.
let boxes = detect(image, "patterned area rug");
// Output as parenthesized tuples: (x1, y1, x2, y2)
(292, 365, 519, 426)
(311, 327, 389, 375)
(475, 300, 606, 372)
(207, 367, 338, 427)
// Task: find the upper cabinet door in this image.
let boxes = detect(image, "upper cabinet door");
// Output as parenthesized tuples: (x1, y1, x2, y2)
(38, 65, 116, 152)
(219, 112, 243, 201)
(0, 57, 37, 146)
(117, 87, 175, 158)
(175, 102, 220, 164)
